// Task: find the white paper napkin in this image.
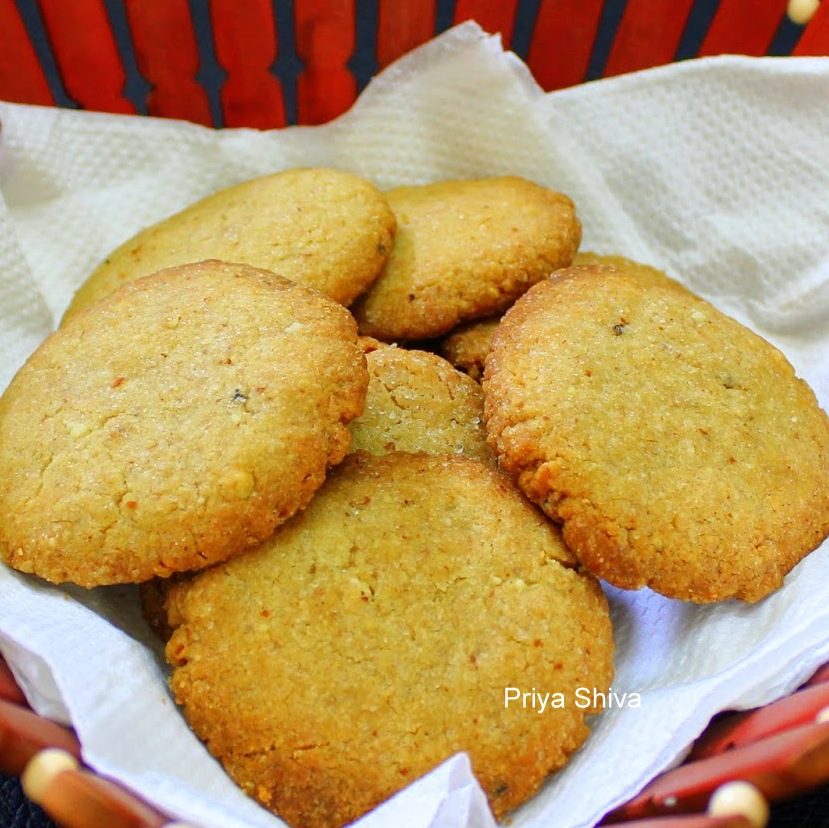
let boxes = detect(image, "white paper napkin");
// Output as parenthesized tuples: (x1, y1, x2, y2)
(1, 21, 829, 828)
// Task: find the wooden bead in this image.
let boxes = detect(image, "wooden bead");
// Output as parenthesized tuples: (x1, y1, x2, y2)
(21, 751, 168, 828)
(787, 0, 821, 25)
(708, 780, 770, 828)
(21, 748, 80, 802)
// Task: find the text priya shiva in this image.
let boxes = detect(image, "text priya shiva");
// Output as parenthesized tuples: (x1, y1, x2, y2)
(504, 686, 641, 713)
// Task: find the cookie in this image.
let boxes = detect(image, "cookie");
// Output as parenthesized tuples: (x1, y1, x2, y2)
(351, 176, 581, 341)
(165, 451, 614, 828)
(484, 264, 829, 603)
(0, 260, 367, 587)
(349, 339, 494, 464)
(63, 167, 396, 317)
(440, 254, 684, 382)
(440, 315, 501, 382)
(572, 251, 688, 293)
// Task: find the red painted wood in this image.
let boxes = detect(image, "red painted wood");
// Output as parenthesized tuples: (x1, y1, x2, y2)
(603, 816, 752, 828)
(295, 0, 357, 125)
(794, 0, 829, 55)
(806, 661, 829, 686)
(453, 0, 520, 46)
(207, 0, 285, 128)
(37, 0, 134, 114)
(123, 0, 212, 125)
(689, 681, 829, 760)
(0, 657, 26, 706)
(0, 0, 54, 106)
(526, 0, 606, 91)
(698, 0, 789, 57)
(0, 697, 81, 776)
(36, 769, 168, 828)
(604, 0, 696, 78)
(376, 0, 436, 68)
(602, 721, 829, 822)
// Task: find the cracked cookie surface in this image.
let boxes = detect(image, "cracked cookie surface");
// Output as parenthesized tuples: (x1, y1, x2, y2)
(484, 263, 829, 603)
(165, 451, 614, 828)
(0, 260, 367, 586)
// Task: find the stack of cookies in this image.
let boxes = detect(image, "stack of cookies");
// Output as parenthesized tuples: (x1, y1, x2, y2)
(1, 167, 827, 828)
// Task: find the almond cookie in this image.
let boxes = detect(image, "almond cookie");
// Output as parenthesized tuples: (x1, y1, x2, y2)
(349, 339, 494, 464)
(63, 167, 396, 317)
(165, 451, 614, 828)
(0, 260, 367, 587)
(440, 254, 684, 382)
(571, 250, 687, 292)
(351, 177, 581, 341)
(485, 264, 829, 603)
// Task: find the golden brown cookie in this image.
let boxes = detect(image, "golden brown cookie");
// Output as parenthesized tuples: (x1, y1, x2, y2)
(63, 167, 396, 317)
(484, 264, 829, 603)
(165, 451, 614, 828)
(439, 254, 684, 382)
(440, 315, 501, 382)
(351, 177, 581, 341)
(572, 251, 688, 293)
(349, 339, 494, 464)
(0, 260, 367, 587)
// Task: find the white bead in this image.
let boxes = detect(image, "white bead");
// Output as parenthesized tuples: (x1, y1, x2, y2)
(21, 748, 80, 803)
(708, 780, 770, 828)
(815, 704, 829, 723)
(787, 0, 821, 25)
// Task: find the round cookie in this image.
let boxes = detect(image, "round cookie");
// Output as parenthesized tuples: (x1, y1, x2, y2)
(351, 176, 581, 341)
(349, 339, 494, 464)
(0, 260, 367, 587)
(165, 451, 614, 828)
(63, 167, 396, 318)
(484, 263, 829, 603)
